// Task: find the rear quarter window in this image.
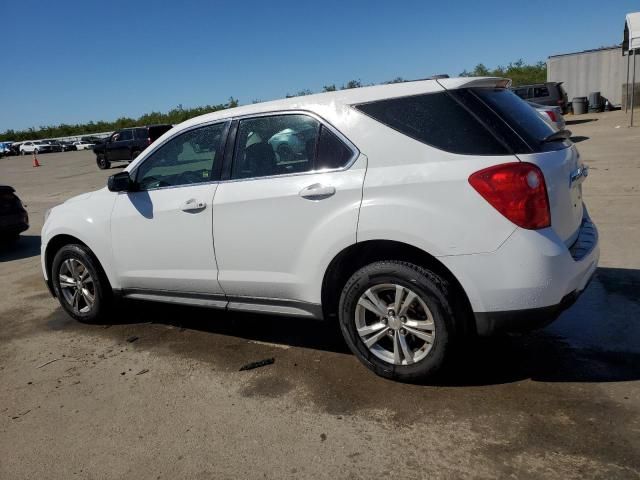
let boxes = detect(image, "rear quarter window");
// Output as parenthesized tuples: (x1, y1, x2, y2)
(470, 87, 564, 151)
(355, 92, 509, 155)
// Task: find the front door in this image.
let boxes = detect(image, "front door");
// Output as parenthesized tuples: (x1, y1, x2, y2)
(110, 121, 229, 296)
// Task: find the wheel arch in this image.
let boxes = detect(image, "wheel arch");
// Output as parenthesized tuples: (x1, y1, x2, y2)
(321, 239, 476, 336)
(45, 234, 113, 295)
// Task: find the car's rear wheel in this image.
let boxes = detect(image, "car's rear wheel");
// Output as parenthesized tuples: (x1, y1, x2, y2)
(51, 244, 111, 323)
(96, 154, 110, 170)
(339, 261, 454, 382)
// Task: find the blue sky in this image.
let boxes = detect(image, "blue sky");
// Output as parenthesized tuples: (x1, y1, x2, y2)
(1, 0, 636, 132)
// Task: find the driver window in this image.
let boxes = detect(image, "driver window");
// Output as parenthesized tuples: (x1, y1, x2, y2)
(135, 122, 226, 190)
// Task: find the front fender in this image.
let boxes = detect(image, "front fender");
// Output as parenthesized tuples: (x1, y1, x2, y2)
(41, 189, 118, 288)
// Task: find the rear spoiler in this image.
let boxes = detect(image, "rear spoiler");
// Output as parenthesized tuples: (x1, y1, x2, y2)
(436, 77, 512, 90)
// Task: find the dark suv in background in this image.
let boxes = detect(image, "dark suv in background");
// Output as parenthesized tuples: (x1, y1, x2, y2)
(511, 82, 569, 114)
(93, 124, 173, 169)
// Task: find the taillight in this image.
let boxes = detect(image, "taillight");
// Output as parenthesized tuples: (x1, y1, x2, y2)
(468, 162, 550, 229)
(545, 110, 557, 122)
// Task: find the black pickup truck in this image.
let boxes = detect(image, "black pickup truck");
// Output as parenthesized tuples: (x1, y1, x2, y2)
(93, 124, 172, 169)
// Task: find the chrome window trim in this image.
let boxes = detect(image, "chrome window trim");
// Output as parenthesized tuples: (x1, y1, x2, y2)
(128, 110, 360, 192)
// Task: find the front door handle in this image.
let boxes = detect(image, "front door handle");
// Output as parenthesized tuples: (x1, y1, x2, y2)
(299, 183, 336, 200)
(181, 198, 206, 212)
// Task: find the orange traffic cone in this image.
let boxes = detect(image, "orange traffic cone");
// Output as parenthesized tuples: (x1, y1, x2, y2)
(32, 152, 40, 167)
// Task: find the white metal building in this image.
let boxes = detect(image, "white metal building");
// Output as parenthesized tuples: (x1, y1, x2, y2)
(547, 45, 625, 106)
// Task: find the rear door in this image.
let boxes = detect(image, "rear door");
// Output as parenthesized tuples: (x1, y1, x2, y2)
(212, 113, 365, 304)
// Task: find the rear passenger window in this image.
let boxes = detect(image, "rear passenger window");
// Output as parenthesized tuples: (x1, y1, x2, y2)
(355, 92, 509, 155)
(232, 115, 320, 180)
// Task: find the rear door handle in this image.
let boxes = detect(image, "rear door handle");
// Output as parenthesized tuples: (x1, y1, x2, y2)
(181, 198, 206, 212)
(299, 183, 336, 200)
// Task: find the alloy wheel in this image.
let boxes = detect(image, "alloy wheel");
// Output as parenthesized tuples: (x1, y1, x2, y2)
(58, 258, 95, 314)
(355, 283, 435, 365)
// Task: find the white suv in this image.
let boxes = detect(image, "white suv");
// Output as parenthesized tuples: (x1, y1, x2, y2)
(41, 77, 598, 381)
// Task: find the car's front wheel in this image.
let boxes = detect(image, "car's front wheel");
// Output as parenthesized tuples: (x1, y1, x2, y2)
(339, 261, 454, 382)
(51, 244, 111, 322)
(96, 154, 110, 170)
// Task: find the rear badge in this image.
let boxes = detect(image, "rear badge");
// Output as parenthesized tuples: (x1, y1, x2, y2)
(570, 165, 589, 186)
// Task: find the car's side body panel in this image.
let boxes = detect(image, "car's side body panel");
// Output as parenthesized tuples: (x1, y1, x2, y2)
(341, 110, 519, 256)
(110, 183, 224, 294)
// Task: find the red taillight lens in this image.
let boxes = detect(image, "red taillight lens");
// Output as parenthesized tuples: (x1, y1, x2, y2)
(468, 162, 550, 229)
(545, 110, 557, 122)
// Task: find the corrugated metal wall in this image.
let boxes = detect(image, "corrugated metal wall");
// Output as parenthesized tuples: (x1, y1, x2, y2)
(547, 47, 626, 106)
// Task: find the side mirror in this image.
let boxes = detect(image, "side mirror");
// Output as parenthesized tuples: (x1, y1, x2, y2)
(108, 171, 134, 192)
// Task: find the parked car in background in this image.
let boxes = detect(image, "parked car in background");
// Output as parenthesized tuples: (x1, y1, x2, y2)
(0, 185, 29, 242)
(73, 141, 94, 151)
(528, 101, 566, 131)
(512, 82, 569, 114)
(268, 123, 318, 162)
(59, 141, 77, 152)
(92, 124, 173, 169)
(9, 143, 22, 156)
(42, 77, 597, 382)
(0, 142, 12, 158)
(20, 141, 53, 155)
(43, 140, 64, 152)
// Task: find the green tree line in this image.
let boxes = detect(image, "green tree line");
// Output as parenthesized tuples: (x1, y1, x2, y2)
(0, 98, 239, 142)
(1, 59, 546, 142)
(459, 59, 546, 86)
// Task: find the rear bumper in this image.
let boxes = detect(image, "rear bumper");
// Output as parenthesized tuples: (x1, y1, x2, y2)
(441, 212, 599, 336)
(474, 274, 593, 335)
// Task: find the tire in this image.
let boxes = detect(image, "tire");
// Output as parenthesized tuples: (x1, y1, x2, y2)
(96, 154, 110, 170)
(131, 149, 141, 160)
(51, 244, 112, 323)
(338, 261, 454, 382)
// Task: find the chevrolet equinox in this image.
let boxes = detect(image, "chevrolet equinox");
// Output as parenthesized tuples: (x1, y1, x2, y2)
(41, 77, 598, 381)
